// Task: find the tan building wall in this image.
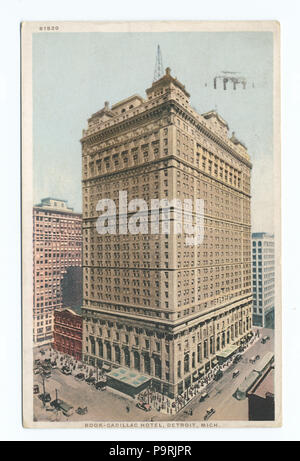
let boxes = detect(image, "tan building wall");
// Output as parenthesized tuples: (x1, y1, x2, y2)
(81, 68, 252, 397)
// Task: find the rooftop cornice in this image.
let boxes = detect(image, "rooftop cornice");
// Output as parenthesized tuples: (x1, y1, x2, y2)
(81, 98, 252, 169)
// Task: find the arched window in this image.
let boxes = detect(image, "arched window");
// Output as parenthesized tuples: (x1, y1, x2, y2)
(184, 354, 189, 373)
(134, 351, 140, 370)
(106, 343, 111, 361)
(155, 357, 161, 378)
(98, 341, 103, 357)
(115, 346, 120, 364)
(222, 331, 225, 348)
(124, 348, 130, 367)
(177, 360, 181, 378)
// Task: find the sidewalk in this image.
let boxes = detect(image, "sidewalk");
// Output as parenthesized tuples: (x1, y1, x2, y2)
(136, 333, 260, 416)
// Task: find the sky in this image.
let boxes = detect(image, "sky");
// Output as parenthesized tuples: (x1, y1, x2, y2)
(33, 31, 274, 233)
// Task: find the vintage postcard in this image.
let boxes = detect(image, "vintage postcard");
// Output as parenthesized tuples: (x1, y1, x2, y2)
(22, 20, 281, 428)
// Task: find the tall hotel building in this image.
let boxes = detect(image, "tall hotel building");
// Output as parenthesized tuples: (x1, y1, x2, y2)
(252, 233, 275, 328)
(33, 198, 82, 345)
(81, 68, 252, 397)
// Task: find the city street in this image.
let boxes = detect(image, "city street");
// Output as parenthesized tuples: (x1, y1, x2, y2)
(33, 328, 274, 423)
(34, 366, 162, 422)
(174, 328, 274, 421)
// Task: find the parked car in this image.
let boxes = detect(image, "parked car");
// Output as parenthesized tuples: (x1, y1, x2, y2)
(136, 402, 151, 412)
(214, 370, 223, 381)
(75, 373, 85, 381)
(40, 362, 51, 371)
(33, 384, 40, 394)
(85, 376, 96, 385)
(33, 367, 40, 375)
(233, 354, 242, 364)
(199, 392, 209, 402)
(42, 370, 51, 379)
(250, 355, 257, 364)
(39, 392, 51, 403)
(204, 408, 215, 420)
(61, 366, 72, 375)
(95, 381, 106, 390)
(232, 369, 240, 378)
(76, 406, 88, 415)
(261, 335, 270, 344)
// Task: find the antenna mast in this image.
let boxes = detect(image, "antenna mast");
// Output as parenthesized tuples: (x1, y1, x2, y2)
(153, 45, 164, 82)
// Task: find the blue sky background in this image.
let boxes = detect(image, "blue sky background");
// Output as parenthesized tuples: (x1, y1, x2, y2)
(33, 31, 274, 232)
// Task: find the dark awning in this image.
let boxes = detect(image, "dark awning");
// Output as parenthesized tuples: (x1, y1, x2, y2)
(102, 364, 111, 371)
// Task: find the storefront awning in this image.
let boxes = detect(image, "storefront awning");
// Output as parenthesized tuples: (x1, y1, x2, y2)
(102, 364, 111, 371)
(216, 344, 239, 359)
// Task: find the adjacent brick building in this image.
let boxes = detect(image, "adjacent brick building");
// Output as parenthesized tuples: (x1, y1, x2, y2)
(33, 198, 82, 345)
(53, 306, 83, 360)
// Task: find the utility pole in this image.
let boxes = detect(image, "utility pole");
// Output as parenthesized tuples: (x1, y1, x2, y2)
(153, 45, 164, 82)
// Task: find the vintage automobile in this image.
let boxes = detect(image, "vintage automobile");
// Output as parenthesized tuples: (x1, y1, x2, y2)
(38, 392, 51, 403)
(136, 401, 152, 412)
(250, 355, 257, 364)
(232, 369, 240, 378)
(61, 366, 72, 375)
(95, 381, 106, 390)
(85, 376, 96, 385)
(214, 370, 223, 381)
(204, 408, 215, 421)
(40, 362, 51, 371)
(75, 373, 85, 381)
(33, 367, 40, 375)
(233, 354, 242, 364)
(41, 370, 51, 379)
(76, 406, 88, 415)
(261, 335, 270, 344)
(199, 392, 209, 402)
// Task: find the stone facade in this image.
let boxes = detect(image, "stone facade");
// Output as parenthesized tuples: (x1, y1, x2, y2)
(81, 68, 252, 397)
